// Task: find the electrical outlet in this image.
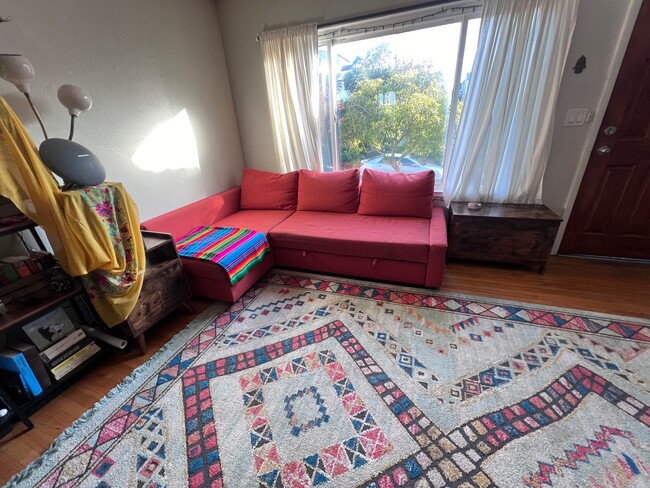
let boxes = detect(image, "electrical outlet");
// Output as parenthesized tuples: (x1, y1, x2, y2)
(564, 108, 589, 127)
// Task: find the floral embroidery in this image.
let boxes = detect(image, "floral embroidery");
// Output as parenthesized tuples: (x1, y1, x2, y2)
(79, 184, 139, 314)
(94, 201, 114, 220)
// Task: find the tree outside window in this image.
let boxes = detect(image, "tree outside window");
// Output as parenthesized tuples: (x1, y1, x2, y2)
(319, 16, 481, 183)
(338, 44, 448, 173)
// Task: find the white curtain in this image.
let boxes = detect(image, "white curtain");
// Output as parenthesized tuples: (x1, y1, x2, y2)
(444, 0, 579, 205)
(259, 23, 322, 172)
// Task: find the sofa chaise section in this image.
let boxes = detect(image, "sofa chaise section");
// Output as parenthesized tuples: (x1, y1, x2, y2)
(141, 186, 293, 302)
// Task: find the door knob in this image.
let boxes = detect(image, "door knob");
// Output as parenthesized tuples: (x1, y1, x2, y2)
(596, 146, 611, 155)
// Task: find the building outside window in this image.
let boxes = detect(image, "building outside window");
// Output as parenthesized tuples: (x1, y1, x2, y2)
(318, 3, 481, 187)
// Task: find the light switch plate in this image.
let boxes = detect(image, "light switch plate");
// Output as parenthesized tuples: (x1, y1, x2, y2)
(564, 108, 589, 127)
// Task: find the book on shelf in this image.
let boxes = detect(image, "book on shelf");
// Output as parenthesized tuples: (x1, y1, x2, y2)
(49, 341, 100, 381)
(40, 328, 87, 363)
(43, 336, 94, 370)
(21, 307, 77, 352)
(0, 269, 8, 286)
(0, 262, 20, 283)
(15, 261, 31, 278)
(29, 250, 54, 270)
(9, 342, 52, 389)
(24, 258, 40, 274)
(0, 348, 43, 397)
(0, 256, 42, 280)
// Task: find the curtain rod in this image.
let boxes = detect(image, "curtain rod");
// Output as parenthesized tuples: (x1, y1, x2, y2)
(320, 0, 463, 29)
(320, 4, 481, 41)
(255, 0, 463, 41)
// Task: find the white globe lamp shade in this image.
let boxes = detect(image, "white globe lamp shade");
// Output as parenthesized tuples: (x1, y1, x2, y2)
(57, 84, 92, 116)
(0, 54, 35, 94)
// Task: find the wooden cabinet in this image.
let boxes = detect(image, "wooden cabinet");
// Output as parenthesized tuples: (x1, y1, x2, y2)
(119, 231, 192, 354)
(448, 202, 562, 272)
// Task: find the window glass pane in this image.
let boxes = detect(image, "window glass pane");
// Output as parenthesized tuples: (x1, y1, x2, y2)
(319, 22, 468, 184)
(453, 18, 481, 144)
(318, 46, 334, 171)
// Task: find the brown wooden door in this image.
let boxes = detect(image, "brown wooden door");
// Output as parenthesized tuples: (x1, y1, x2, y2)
(559, 0, 650, 259)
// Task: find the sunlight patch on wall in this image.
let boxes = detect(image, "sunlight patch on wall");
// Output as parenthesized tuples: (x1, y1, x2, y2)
(132, 109, 199, 172)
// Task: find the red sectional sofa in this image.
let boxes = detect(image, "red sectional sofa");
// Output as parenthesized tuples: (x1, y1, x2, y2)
(141, 168, 447, 302)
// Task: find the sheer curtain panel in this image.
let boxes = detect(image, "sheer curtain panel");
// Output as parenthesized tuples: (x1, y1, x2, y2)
(444, 0, 579, 205)
(260, 23, 322, 172)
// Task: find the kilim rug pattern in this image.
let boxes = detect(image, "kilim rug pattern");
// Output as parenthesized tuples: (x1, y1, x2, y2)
(6, 270, 650, 487)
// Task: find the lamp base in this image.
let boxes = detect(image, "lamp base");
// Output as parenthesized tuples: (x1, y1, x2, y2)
(39, 138, 106, 188)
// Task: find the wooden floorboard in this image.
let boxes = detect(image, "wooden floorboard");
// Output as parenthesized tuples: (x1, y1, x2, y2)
(442, 256, 650, 319)
(1, 256, 648, 484)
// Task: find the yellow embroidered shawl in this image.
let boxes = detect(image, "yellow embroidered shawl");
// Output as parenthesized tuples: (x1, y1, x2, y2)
(0, 97, 144, 326)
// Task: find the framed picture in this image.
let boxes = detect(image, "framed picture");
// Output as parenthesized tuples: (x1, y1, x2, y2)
(21, 308, 76, 351)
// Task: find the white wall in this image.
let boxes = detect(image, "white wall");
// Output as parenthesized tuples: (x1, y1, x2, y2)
(216, 0, 642, 245)
(0, 0, 244, 221)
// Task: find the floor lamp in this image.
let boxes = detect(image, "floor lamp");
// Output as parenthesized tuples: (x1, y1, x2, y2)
(0, 53, 106, 189)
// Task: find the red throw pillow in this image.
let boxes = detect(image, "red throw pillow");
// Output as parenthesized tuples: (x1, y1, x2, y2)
(297, 169, 360, 213)
(358, 169, 434, 218)
(240, 168, 299, 210)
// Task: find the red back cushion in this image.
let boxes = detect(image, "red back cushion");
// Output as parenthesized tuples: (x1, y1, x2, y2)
(240, 168, 299, 210)
(358, 169, 434, 218)
(297, 169, 360, 213)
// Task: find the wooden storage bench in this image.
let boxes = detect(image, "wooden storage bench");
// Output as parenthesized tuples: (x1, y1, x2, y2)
(119, 231, 193, 354)
(448, 202, 562, 272)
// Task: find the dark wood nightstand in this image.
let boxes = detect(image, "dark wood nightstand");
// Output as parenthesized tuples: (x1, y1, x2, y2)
(120, 231, 193, 354)
(448, 202, 562, 272)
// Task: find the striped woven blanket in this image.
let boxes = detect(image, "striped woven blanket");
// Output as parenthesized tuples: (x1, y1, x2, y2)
(175, 226, 270, 285)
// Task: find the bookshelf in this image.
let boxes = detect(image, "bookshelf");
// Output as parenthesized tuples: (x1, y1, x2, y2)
(0, 201, 108, 438)
(0, 283, 81, 332)
(0, 217, 48, 251)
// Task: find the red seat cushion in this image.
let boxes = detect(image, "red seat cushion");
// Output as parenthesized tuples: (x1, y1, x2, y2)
(240, 169, 299, 210)
(297, 169, 360, 213)
(269, 211, 430, 263)
(358, 169, 434, 218)
(214, 209, 294, 234)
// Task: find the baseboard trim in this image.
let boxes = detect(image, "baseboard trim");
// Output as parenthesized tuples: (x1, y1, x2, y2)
(557, 253, 650, 264)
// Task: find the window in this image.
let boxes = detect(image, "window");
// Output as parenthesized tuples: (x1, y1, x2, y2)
(318, 3, 481, 186)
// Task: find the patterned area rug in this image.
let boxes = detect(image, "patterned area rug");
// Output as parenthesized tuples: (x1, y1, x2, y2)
(7, 270, 650, 488)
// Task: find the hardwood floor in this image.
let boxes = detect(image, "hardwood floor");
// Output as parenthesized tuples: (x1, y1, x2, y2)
(442, 256, 650, 319)
(1, 256, 648, 484)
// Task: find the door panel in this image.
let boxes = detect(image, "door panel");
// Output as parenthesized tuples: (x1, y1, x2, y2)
(618, 59, 650, 140)
(560, 0, 650, 259)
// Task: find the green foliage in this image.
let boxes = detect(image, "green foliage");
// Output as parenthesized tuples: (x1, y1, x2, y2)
(342, 44, 394, 92)
(339, 45, 449, 169)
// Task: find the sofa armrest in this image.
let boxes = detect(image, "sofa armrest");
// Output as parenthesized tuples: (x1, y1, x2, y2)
(141, 187, 241, 239)
(425, 207, 448, 288)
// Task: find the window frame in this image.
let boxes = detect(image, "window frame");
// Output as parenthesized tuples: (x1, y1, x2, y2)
(318, 8, 482, 183)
